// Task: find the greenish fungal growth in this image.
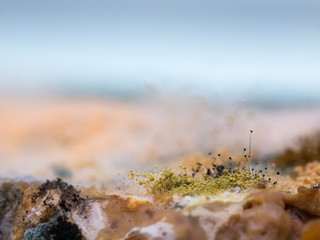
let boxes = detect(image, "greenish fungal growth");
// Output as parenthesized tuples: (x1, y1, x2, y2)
(53, 166, 72, 179)
(24, 212, 82, 240)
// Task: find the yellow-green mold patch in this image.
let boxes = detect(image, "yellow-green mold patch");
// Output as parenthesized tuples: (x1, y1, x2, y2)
(130, 166, 277, 197)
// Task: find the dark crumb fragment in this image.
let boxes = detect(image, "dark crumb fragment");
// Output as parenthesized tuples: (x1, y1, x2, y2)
(49, 215, 82, 240)
(0, 181, 23, 240)
(31, 178, 85, 212)
(23, 179, 87, 239)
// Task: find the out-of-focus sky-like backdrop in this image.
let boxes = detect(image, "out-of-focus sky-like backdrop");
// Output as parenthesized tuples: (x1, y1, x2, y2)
(1, 0, 320, 104)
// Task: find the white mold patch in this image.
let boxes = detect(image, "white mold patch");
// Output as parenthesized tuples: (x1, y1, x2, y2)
(72, 201, 107, 240)
(173, 189, 249, 212)
(124, 219, 176, 240)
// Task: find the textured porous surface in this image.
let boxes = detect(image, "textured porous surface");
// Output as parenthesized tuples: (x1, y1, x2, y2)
(1, 178, 320, 240)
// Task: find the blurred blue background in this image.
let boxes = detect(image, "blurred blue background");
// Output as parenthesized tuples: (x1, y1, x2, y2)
(0, 0, 320, 105)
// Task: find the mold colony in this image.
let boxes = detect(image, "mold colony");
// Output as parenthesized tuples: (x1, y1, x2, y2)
(1, 132, 320, 239)
(130, 149, 282, 197)
(1, 176, 320, 240)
